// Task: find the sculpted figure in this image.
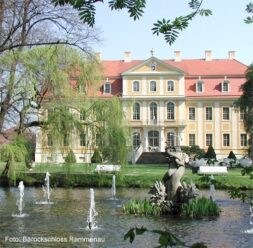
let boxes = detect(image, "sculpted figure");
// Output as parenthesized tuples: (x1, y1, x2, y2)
(162, 148, 189, 200)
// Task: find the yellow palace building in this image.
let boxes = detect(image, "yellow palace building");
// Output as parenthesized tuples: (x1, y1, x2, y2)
(35, 50, 248, 163)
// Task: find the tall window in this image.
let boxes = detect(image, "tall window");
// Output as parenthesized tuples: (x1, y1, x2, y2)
(133, 81, 140, 92)
(63, 134, 69, 147)
(47, 134, 53, 147)
(240, 111, 245, 120)
(196, 80, 204, 93)
(189, 107, 196, 120)
(104, 82, 111, 93)
(240, 134, 247, 146)
(80, 109, 86, 121)
(133, 103, 140, 120)
(80, 133, 86, 146)
(189, 134, 196, 146)
(150, 81, 157, 92)
(133, 132, 141, 149)
(206, 107, 212, 120)
(222, 107, 230, 120)
(223, 134, 230, 146)
(222, 80, 229, 92)
(167, 80, 174, 91)
(167, 102, 175, 120)
(167, 132, 175, 147)
(150, 102, 157, 120)
(148, 131, 159, 147)
(206, 134, 213, 146)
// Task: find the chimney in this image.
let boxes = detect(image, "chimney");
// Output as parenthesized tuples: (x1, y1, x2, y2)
(205, 50, 212, 61)
(174, 51, 181, 62)
(124, 51, 132, 62)
(228, 51, 236, 60)
(95, 52, 102, 61)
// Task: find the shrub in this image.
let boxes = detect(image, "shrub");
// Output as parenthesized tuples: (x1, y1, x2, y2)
(65, 150, 76, 164)
(204, 146, 216, 160)
(122, 199, 161, 216)
(228, 151, 237, 160)
(181, 197, 220, 218)
(91, 149, 102, 163)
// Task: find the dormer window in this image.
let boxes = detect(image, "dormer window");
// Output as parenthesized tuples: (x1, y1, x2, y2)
(103, 82, 111, 94)
(222, 80, 230, 93)
(196, 80, 204, 93)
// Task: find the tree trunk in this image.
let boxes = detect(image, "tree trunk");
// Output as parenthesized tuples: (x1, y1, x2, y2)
(1, 159, 11, 177)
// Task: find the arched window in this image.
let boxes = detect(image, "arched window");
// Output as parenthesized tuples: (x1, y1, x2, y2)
(167, 80, 174, 91)
(167, 102, 175, 120)
(150, 102, 157, 120)
(133, 81, 140, 92)
(132, 132, 141, 149)
(133, 103, 140, 120)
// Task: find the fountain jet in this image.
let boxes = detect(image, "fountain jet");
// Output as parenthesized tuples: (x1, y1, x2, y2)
(87, 188, 97, 230)
(112, 175, 116, 199)
(42, 171, 51, 203)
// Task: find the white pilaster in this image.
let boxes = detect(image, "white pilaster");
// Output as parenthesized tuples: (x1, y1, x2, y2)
(142, 101, 147, 125)
(143, 128, 148, 152)
(160, 127, 165, 151)
(159, 101, 164, 125)
(142, 76, 147, 95)
(178, 101, 185, 124)
(122, 77, 128, 96)
(197, 102, 203, 148)
(214, 102, 220, 150)
(178, 76, 185, 96)
(231, 107, 238, 149)
(159, 76, 164, 95)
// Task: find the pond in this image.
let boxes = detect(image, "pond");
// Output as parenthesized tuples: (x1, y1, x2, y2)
(0, 186, 252, 248)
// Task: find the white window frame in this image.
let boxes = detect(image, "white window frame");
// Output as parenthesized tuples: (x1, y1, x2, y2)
(206, 134, 213, 147)
(149, 81, 157, 92)
(189, 134, 196, 146)
(132, 81, 140, 92)
(222, 80, 230, 93)
(240, 133, 247, 147)
(167, 102, 175, 120)
(222, 107, 230, 120)
(167, 80, 175, 92)
(103, 82, 111, 94)
(205, 107, 212, 121)
(196, 80, 204, 93)
(189, 107, 196, 120)
(133, 102, 141, 120)
(223, 133, 230, 147)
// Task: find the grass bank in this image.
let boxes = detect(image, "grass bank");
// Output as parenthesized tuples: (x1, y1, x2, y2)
(0, 163, 252, 190)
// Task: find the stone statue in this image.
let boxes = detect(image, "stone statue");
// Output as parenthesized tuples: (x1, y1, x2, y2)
(149, 147, 198, 214)
(162, 149, 187, 200)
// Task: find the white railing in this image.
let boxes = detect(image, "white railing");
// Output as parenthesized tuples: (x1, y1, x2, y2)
(132, 145, 143, 164)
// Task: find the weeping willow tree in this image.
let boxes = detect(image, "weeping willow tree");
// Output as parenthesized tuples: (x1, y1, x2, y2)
(0, 45, 130, 177)
(0, 135, 32, 183)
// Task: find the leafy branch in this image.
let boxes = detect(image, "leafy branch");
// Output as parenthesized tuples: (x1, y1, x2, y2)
(124, 226, 208, 248)
(245, 2, 253, 23)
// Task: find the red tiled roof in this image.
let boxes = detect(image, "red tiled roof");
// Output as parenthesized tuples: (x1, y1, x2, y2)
(99, 58, 247, 97)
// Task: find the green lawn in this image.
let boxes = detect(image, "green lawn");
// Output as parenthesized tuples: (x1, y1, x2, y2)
(0, 162, 252, 189)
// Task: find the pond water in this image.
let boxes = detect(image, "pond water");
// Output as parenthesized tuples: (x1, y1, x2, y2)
(0, 187, 252, 248)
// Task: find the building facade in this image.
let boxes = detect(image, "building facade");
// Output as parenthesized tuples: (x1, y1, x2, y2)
(35, 50, 248, 163)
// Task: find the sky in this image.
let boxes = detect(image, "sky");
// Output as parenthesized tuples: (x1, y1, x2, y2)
(92, 0, 253, 65)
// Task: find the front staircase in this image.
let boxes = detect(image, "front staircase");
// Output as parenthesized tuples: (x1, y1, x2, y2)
(136, 152, 168, 164)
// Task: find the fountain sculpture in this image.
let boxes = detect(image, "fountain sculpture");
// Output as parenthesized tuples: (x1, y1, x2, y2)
(149, 147, 198, 214)
(87, 188, 97, 230)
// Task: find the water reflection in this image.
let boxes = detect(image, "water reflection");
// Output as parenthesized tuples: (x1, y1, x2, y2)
(0, 187, 252, 248)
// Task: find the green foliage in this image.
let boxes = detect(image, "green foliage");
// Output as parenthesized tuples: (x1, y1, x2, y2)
(245, 3, 253, 23)
(91, 149, 102, 163)
(122, 199, 161, 216)
(124, 226, 208, 247)
(65, 150, 76, 164)
(181, 145, 205, 159)
(203, 146, 216, 160)
(181, 197, 220, 218)
(228, 151, 237, 160)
